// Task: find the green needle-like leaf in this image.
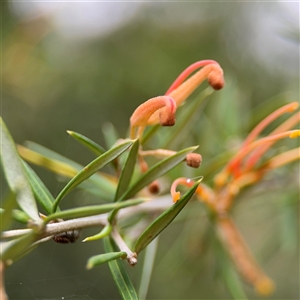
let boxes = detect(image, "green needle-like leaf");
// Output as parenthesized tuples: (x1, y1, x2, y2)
(0, 192, 18, 232)
(104, 237, 138, 300)
(45, 198, 146, 224)
(0, 118, 40, 223)
(23, 162, 57, 214)
(114, 139, 139, 201)
(20, 143, 116, 200)
(67, 130, 106, 156)
(134, 177, 202, 254)
(83, 224, 112, 242)
(52, 139, 134, 212)
(86, 251, 127, 269)
(122, 146, 198, 200)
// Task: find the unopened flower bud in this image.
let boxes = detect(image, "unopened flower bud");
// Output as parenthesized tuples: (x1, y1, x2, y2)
(207, 68, 225, 90)
(186, 153, 202, 168)
(148, 180, 160, 194)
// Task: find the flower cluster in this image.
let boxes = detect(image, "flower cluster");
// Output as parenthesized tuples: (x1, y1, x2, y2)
(129, 60, 224, 188)
(170, 101, 299, 295)
(130, 59, 299, 296)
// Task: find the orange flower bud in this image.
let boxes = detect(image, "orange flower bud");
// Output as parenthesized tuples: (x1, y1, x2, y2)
(186, 153, 202, 168)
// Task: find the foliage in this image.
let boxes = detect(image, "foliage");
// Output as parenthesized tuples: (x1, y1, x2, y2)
(1, 53, 299, 300)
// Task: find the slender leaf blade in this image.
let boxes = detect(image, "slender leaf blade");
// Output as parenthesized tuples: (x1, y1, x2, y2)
(67, 130, 106, 156)
(22, 162, 56, 214)
(104, 237, 138, 300)
(52, 140, 134, 212)
(45, 198, 146, 223)
(19, 143, 116, 199)
(86, 251, 127, 269)
(114, 139, 139, 201)
(0, 118, 40, 222)
(134, 178, 202, 254)
(0, 191, 18, 232)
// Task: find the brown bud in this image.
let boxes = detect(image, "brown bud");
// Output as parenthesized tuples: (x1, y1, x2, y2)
(159, 111, 176, 126)
(148, 180, 160, 194)
(207, 70, 225, 90)
(186, 153, 202, 168)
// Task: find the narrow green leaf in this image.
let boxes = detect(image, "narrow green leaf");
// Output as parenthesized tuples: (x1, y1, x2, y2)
(22, 162, 57, 214)
(102, 122, 120, 149)
(134, 178, 202, 254)
(67, 130, 119, 171)
(86, 251, 127, 269)
(104, 237, 138, 300)
(67, 130, 106, 156)
(123, 146, 198, 200)
(24, 141, 85, 172)
(0, 191, 18, 232)
(52, 140, 134, 212)
(1, 232, 37, 263)
(20, 143, 116, 200)
(138, 236, 159, 300)
(45, 198, 145, 224)
(83, 224, 112, 242)
(114, 139, 139, 201)
(0, 118, 40, 222)
(12, 209, 30, 223)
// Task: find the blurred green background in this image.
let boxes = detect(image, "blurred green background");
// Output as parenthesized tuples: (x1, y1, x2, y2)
(1, 1, 299, 299)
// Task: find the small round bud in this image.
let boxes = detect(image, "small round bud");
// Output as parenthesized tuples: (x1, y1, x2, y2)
(207, 70, 225, 90)
(186, 153, 202, 168)
(148, 180, 160, 194)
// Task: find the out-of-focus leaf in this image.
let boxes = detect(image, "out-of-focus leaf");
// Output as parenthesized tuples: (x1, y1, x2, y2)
(0, 232, 37, 263)
(18, 144, 78, 178)
(134, 178, 202, 254)
(104, 237, 138, 300)
(23, 141, 85, 171)
(102, 122, 120, 149)
(122, 146, 198, 200)
(138, 236, 159, 300)
(67, 130, 106, 156)
(140, 125, 160, 145)
(52, 139, 134, 212)
(83, 224, 112, 242)
(21, 142, 117, 199)
(86, 251, 127, 269)
(45, 198, 146, 224)
(12, 209, 30, 223)
(114, 139, 139, 201)
(0, 118, 40, 223)
(22, 162, 57, 214)
(0, 192, 18, 232)
(214, 232, 248, 300)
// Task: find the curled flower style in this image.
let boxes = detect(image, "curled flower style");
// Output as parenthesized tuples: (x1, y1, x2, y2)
(130, 95, 176, 139)
(148, 60, 224, 125)
(215, 102, 300, 191)
(217, 216, 275, 296)
(169, 102, 299, 296)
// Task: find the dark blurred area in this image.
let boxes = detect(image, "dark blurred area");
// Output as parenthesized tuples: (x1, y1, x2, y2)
(1, 1, 299, 299)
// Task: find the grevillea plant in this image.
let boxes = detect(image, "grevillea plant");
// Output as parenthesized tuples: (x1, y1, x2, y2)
(0, 60, 299, 300)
